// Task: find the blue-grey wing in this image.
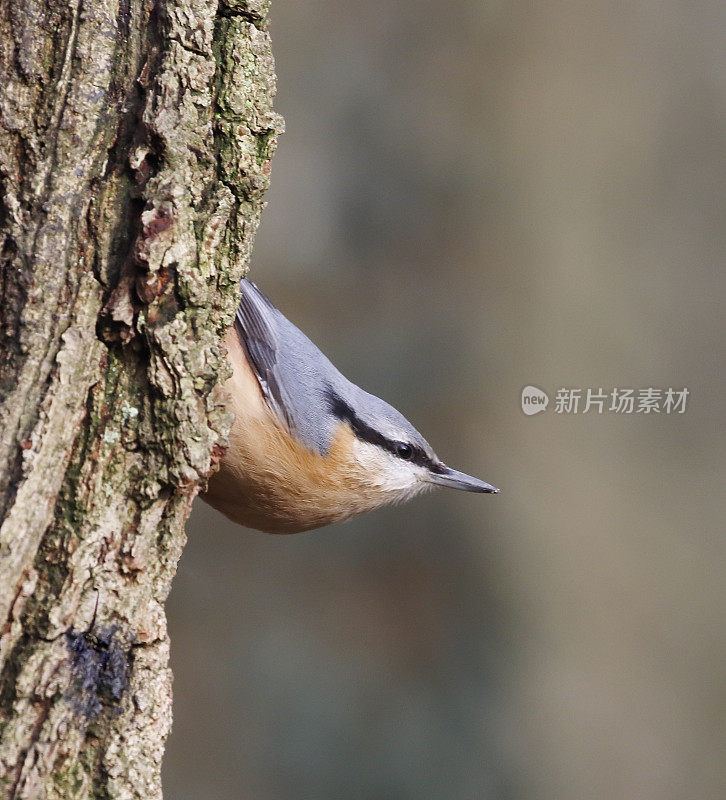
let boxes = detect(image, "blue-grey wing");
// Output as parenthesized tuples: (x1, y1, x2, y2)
(234, 280, 294, 430)
(234, 279, 342, 454)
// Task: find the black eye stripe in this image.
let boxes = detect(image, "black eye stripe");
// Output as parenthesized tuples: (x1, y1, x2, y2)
(325, 388, 441, 471)
(394, 441, 427, 466)
(325, 390, 390, 451)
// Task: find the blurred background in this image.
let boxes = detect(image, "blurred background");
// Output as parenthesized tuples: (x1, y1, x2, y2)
(164, 1, 726, 798)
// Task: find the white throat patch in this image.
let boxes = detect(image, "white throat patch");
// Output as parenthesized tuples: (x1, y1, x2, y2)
(351, 437, 431, 500)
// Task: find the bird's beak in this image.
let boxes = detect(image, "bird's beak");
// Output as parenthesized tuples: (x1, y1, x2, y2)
(428, 466, 499, 493)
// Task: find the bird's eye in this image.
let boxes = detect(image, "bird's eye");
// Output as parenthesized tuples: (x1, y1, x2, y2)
(395, 442, 413, 460)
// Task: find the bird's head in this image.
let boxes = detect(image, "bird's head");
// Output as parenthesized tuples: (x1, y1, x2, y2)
(325, 386, 498, 504)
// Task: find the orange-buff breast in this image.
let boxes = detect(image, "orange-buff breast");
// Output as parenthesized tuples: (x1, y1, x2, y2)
(203, 329, 386, 533)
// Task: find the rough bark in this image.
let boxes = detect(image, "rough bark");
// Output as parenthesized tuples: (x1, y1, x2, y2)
(0, 0, 281, 795)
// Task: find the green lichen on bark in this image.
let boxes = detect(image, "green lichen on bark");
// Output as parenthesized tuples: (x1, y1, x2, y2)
(0, 0, 282, 796)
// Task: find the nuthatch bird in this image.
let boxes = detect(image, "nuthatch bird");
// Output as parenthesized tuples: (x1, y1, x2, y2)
(203, 279, 498, 533)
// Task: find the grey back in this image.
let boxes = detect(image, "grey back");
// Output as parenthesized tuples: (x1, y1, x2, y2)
(235, 279, 435, 458)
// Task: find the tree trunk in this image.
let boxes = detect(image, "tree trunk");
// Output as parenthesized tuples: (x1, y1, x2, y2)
(0, 0, 281, 795)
